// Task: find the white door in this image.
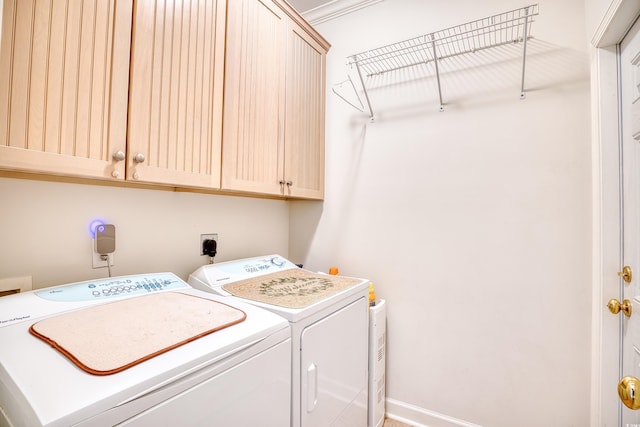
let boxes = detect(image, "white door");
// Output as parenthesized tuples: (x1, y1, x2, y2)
(618, 16, 640, 425)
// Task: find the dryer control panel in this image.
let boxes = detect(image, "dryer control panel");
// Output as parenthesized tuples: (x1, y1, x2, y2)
(189, 255, 299, 290)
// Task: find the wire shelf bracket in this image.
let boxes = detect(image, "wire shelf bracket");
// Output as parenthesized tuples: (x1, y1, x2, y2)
(342, 4, 539, 120)
(332, 75, 365, 113)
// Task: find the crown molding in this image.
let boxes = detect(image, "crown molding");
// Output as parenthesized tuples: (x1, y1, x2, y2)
(302, 0, 384, 25)
(591, 0, 640, 47)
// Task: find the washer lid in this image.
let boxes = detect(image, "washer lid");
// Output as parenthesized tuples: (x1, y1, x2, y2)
(0, 273, 190, 328)
(0, 283, 288, 427)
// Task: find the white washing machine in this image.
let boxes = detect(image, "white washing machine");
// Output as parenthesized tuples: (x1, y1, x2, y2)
(0, 272, 291, 427)
(188, 255, 370, 427)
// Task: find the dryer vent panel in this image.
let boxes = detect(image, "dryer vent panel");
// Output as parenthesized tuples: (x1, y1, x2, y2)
(368, 299, 386, 427)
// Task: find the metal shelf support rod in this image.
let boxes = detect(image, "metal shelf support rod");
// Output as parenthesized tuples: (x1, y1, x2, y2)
(520, 6, 531, 99)
(354, 60, 375, 121)
(431, 34, 445, 112)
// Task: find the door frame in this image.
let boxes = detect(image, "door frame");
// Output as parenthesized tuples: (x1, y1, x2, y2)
(592, 2, 640, 426)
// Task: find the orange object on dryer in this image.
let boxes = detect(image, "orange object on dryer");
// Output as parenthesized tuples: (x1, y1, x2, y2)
(329, 267, 339, 275)
(368, 283, 376, 307)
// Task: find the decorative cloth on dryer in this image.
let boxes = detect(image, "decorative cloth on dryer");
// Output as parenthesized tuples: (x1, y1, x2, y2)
(222, 268, 363, 309)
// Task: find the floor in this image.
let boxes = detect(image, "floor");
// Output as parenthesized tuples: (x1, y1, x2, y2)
(383, 418, 413, 427)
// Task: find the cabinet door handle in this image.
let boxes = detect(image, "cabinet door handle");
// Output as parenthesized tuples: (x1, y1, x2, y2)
(286, 181, 293, 187)
(112, 151, 125, 161)
(133, 153, 145, 163)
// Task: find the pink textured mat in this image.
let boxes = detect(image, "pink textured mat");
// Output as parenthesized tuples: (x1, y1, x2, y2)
(30, 292, 246, 375)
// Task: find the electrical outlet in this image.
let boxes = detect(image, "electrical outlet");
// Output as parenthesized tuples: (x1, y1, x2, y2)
(92, 239, 115, 268)
(200, 233, 218, 256)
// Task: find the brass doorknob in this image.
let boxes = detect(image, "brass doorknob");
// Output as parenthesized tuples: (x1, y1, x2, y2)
(619, 376, 640, 410)
(619, 266, 633, 283)
(608, 299, 632, 317)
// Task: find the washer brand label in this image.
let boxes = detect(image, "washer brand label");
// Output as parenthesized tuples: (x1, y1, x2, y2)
(0, 314, 31, 326)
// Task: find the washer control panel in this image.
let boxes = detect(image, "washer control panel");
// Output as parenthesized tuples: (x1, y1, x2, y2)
(35, 273, 188, 302)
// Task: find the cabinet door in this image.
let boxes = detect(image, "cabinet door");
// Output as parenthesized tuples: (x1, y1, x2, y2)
(221, 0, 287, 196)
(0, 0, 132, 180)
(127, 0, 225, 188)
(284, 23, 327, 200)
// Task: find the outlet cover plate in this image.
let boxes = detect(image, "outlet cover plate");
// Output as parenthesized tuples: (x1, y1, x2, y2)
(200, 234, 218, 255)
(92, 239, 115, 268)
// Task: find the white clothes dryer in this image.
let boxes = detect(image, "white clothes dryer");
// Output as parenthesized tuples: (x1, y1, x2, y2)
(189, 255, 370, 427)
(0, 272, 291, 427)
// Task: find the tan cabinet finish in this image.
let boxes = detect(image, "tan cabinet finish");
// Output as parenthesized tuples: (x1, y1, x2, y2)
(284, 24, 327, 199)
(127, 0, 226, 188)
(0, 0, 226, 188)
(222, 0, 329, 199)
(0, 0, 132, 179)
(222, 0, 287, 196)
(0, 0, 327, 199)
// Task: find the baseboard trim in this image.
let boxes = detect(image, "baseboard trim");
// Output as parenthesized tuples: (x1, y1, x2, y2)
(385, 398, 484, 427)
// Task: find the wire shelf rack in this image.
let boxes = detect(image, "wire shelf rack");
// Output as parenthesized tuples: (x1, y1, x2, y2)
(339, 4, 539, 119)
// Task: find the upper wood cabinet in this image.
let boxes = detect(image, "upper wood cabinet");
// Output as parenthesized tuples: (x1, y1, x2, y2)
(127, 0, 226, 188)
(0, 0, 132, 179)
(0, 0, 226, 188)
(0, 0, 328, 199)
(221, 0, 329, 199)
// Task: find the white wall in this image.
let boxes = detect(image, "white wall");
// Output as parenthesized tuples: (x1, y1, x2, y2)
(585, 0, 610, 40)
(0, 176, 289, 288)
(291, 1, 592, 425)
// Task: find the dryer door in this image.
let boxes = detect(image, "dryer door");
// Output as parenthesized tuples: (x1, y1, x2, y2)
(300, 297, 368, 427)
